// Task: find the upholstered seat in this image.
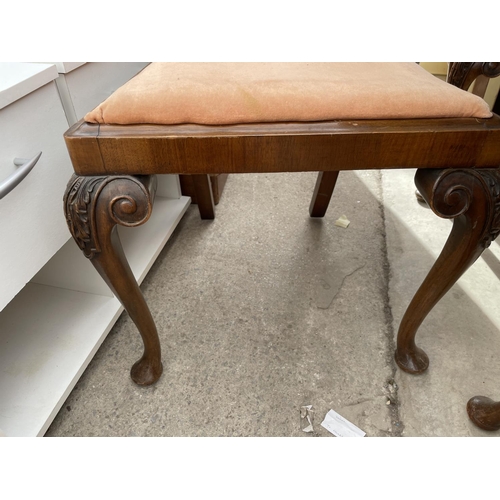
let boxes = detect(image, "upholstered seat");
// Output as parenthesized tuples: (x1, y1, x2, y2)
(63, 62, 500, 432)
(85, 62, 491, 126)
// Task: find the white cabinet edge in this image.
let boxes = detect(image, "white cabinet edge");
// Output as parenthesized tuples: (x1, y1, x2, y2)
(41, 62, 87, 74)
(0, 63, 59, 110)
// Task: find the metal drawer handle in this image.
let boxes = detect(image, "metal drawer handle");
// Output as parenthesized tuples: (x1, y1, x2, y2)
(0, 152, 42, 200)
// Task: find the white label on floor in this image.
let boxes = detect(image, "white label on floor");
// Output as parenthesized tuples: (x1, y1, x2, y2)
(321, 409, 366, 437)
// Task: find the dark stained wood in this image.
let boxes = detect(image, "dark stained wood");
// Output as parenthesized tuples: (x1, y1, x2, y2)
(493, 91, 500, 115)
(64, 116, 500, 176)
(309, 171, 340, 217)
(212, 173, 229, 203)
(63, 122, 105, 173)
(470, 74, 490, 97)
(467, 396, 500, 431)
(395, 167, 500, 374)
(448, 62, 500, 91)
(179, 173, 228, 205)
(191, 174, 215, 219)
(63, 174, 163, 385)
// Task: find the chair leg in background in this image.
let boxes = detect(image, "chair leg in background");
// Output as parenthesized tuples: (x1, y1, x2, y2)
(309, 171, 340, 217)
(191, 174, 215, 220)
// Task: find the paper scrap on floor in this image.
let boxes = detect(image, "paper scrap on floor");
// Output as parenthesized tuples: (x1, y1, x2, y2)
(321, 409, 366, 437)
(300, 405, 314, 433)
(334, 215, 350, 228)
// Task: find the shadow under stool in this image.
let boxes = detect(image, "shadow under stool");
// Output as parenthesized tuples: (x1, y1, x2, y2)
(63, 62, 500, 432)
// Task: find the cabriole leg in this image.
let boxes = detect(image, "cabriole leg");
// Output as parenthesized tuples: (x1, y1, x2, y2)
(64, 174, 163, 386)
(395, 167, 500, 374)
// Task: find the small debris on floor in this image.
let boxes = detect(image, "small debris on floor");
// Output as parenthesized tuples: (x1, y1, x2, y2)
(386, 380, 398, 394)
(334, 215, 350, 228)
(321, 409, 366, 437)
(300, 405, 314, 433)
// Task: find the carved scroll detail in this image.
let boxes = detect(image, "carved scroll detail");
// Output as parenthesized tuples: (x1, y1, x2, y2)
(63, 174, 155, 259)
(447, 62, 500, 90)
(422, 168, 500, 249)
(480, 62, 500, 79)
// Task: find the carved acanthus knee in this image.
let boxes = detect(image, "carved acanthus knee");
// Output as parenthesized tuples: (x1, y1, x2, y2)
(64, 174, 157, 259)
(416, 167, 500, 250)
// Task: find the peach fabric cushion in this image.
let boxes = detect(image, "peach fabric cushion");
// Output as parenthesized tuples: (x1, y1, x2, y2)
(84, 63, 492, 125)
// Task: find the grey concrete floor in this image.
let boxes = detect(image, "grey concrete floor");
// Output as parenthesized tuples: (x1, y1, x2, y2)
(46, 169, 500, 437)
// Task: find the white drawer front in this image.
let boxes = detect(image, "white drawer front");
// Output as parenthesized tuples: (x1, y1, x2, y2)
(0, 82, 73, 311)
(63, 62, 149, 122)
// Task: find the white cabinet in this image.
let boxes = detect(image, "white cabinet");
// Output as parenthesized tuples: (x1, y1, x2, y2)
(52, 62, 149, 125)
(0, 63, 73, 311)
(0, 63, 190, 436)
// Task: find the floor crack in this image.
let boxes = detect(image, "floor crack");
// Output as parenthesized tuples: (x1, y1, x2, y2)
(317, 263, 366, 309)
(378, 170, 404, 437)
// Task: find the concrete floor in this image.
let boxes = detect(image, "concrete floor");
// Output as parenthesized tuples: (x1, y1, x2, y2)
(46, 169, 500, 437)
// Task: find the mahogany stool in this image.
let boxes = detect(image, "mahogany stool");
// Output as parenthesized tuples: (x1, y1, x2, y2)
(63, 62, 500, 431)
